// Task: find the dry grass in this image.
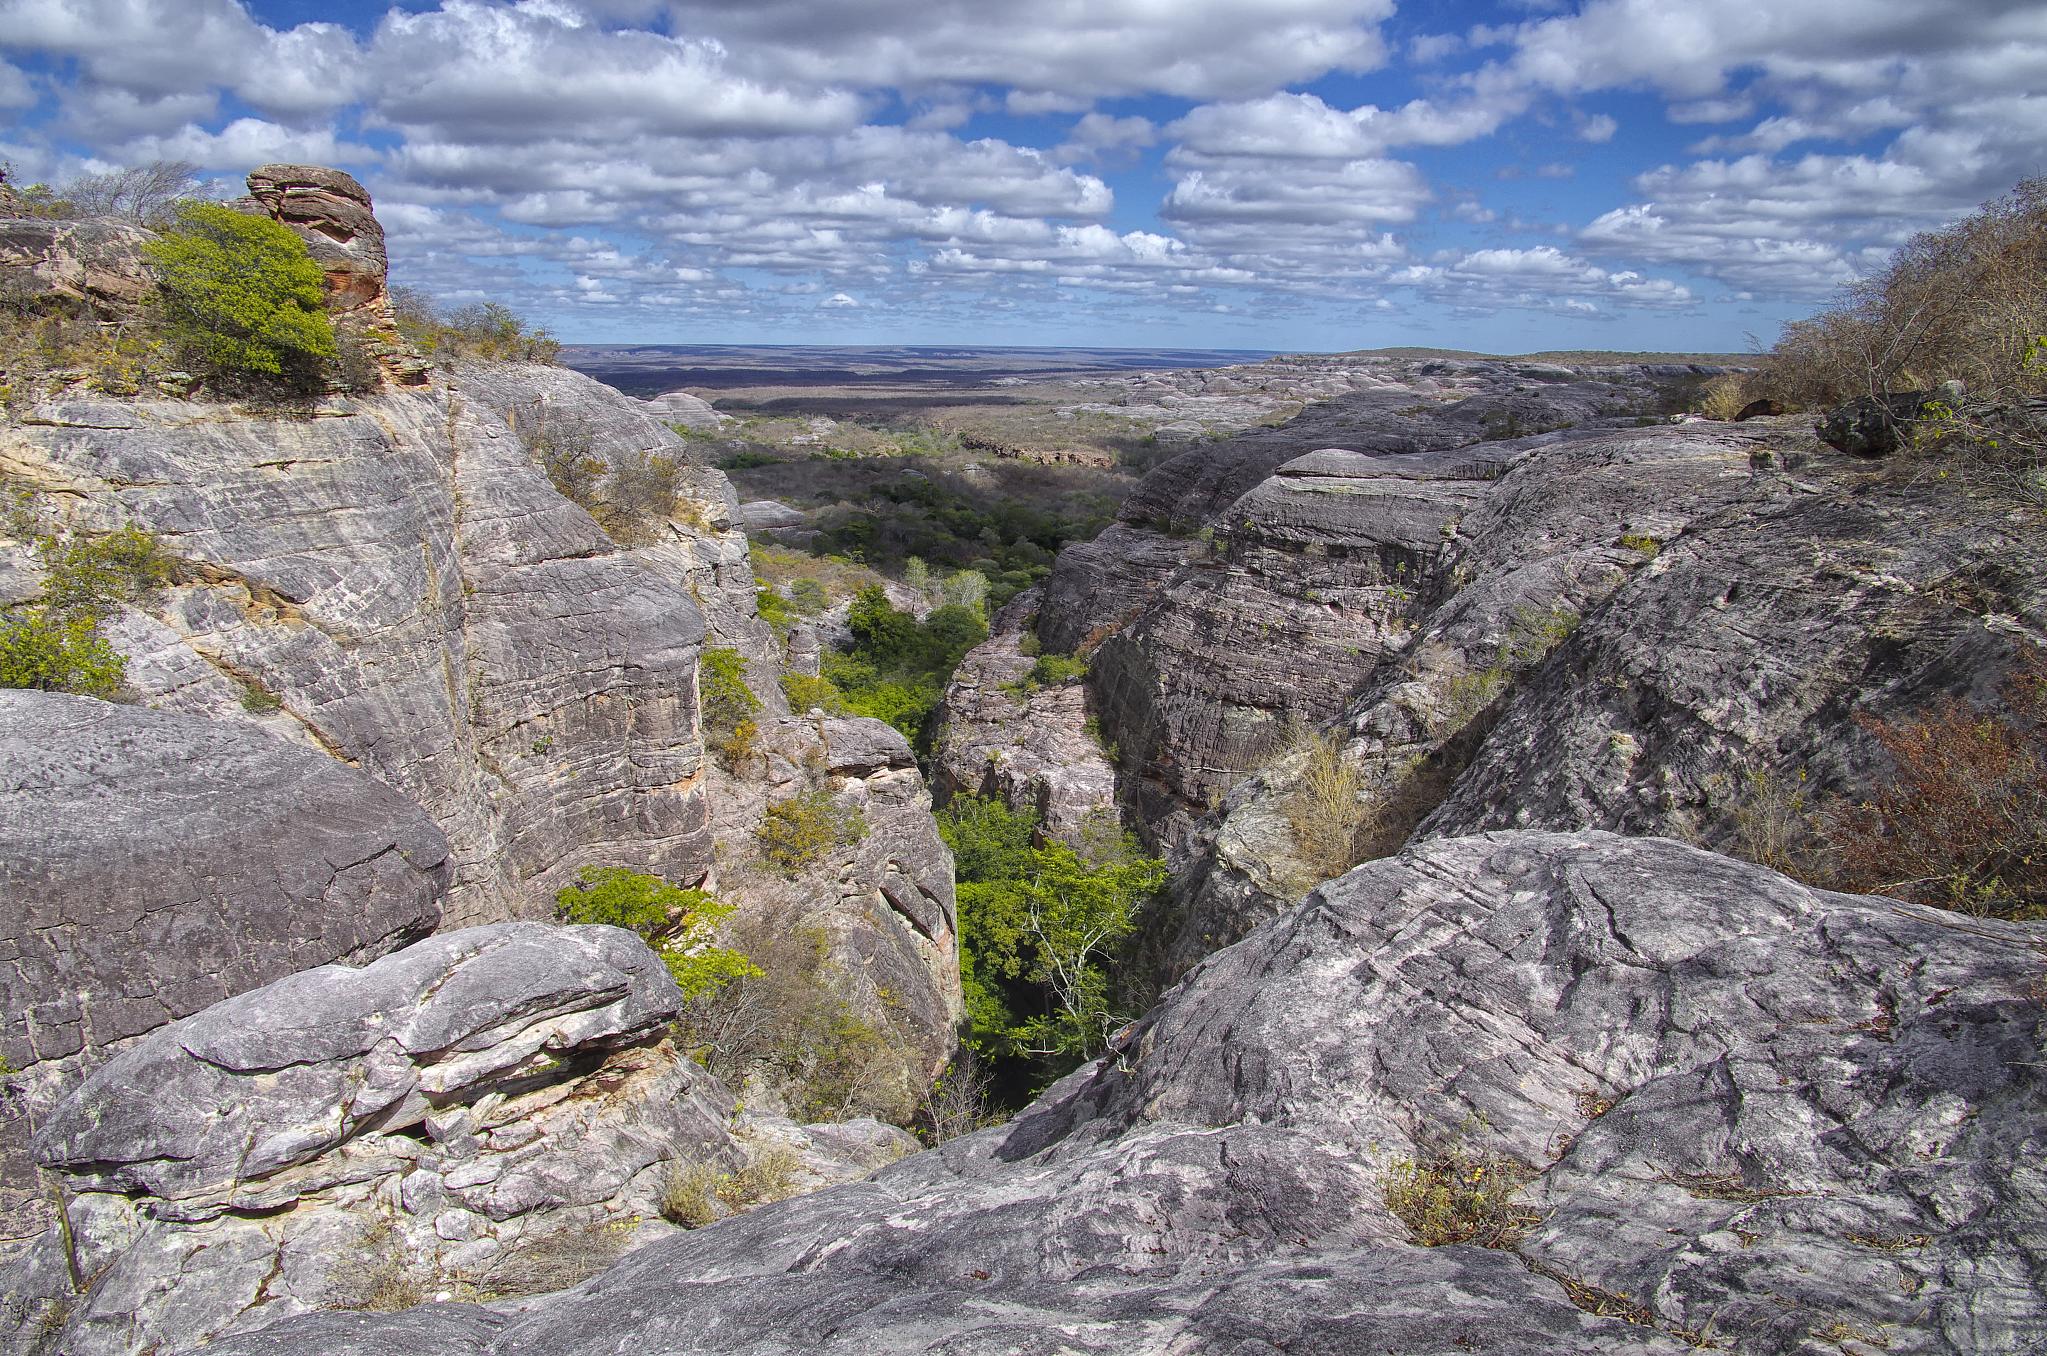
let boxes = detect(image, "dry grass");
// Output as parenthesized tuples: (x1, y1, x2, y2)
(658, 1144, 804, 1229)
(1273, 722, 1369, 891)
(1825, 651, 2046, 919)
(1383, 1145, 1541, 1249)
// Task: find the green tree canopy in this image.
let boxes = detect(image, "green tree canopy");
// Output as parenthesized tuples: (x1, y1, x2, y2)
(144, 201, 335, 389)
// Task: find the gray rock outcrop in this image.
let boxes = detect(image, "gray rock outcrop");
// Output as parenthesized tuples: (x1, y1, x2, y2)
(0, 692, 449, 1253)
(2, 364, 722, 926)
(198, 832, 2047, 1355)
(1, 922, 737, 1356)
(0, 216, 152, 316)
(931, 591, 1118, 838)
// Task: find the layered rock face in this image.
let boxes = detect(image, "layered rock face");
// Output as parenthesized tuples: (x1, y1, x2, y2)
(2, 365, 722, 926)
(201, 833, 2047, 1355)
(930, 590, 1118, 838)
(1031, 363, 1664, 859)
(1, 923, 739, 1356)
(0, 693, 450, 1253)
(235, 164, 390, 320)
(0, 217, 153, 315)
(1011, 363, 2043, 973)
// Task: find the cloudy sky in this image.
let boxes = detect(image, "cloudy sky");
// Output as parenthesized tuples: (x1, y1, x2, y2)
(2, 0, 2040, 352)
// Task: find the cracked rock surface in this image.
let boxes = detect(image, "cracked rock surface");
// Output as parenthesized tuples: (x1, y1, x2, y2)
(0, 692, 449, 1253)
(199, 832, 2046, 1355)
(1, 923, 735, 1356)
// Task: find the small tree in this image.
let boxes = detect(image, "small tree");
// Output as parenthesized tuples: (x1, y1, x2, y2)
(554, 866, 760, 999)
(61, 160, 199, 228)
(144, 201, 335, 391)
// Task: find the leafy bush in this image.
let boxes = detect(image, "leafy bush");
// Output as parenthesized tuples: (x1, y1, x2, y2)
(698, 647, 762, 769)
(756, 788, 866, 873)
(0, 524, 174, 698)
(658, 1144, 801, 1228)
(1824, 652, 2046, 918)
(553, 865, 759, 999)
(779, 670, 847, 714)
(144, 201, 335, 391)
(756, 580, 798, 637)
(787, 578, 829, 615)
(391, 289, 560, 364)
(0, 610, 126, 696)
(822, 587, 988, 747)
(1005, 650, 1087, 698)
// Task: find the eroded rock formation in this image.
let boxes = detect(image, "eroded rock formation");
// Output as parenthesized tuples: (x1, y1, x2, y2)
(0, 692, 450, 1253)
(1, 922, 735, 1355)
(197, 833, 2047, 1355)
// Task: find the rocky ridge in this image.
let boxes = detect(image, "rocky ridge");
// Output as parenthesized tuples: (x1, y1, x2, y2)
(195, 832, 2047, 1355)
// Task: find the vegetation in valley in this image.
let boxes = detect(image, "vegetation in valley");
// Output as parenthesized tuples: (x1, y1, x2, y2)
(780, 584, 989, 751)
(940, 795, 1165, 1100)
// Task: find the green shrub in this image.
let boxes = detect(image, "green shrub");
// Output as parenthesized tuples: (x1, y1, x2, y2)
(0, 610, 126, 696)
(779, 670, 847, 714)
(0, 524, 174, 698)
(1006, 650, 1086, 698)
(941, 797, 1164, 1084)
(787, 578, 829, 615)
(144, 201, 335, 391)
(554, 865, 759, 999)
(757, 788, 866, 873)
(699, 647, 762, 768)
(756, 580, 798, 637)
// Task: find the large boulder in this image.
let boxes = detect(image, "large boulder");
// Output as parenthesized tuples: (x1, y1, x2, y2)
(0, 692, 449, 1253)
(236, 164, 389, 319)
(201, 832, 2047, 1354)
(1, 923, 738, 1356)
(1814, 392, 1934, 457)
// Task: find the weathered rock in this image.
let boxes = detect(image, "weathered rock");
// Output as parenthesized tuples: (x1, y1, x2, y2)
(0, 216, 153, 315)
(641, 390, 731, 432)
(931, 591, 1119, 839)
(2, 365, 725, 925)
(702, 713, 962, 1100)
(1814, 392, 1933, 457)
(1, 923, 739, 1356)
(236, 164, 389, 319)
(0, 692, 449, 1253)
(203, 832, 2047, 1355)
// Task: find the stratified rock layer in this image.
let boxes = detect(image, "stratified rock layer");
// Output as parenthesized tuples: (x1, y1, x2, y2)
(1, 365, 724, 926)
(200, 833, 2047, 1355)
(1, 923, 736, 1356)
(0, 692, 449, 1253)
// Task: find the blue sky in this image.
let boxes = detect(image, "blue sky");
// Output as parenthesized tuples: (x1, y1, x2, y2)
(2, 0, 2040, 351)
